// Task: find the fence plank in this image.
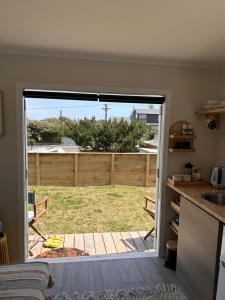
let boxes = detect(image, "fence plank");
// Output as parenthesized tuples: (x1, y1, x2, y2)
(145, 154, 150, 187)
(35, 153, 40, 185)
(74, 153, 78, 186)
(28, 152, 156, 187)
(111, 154, 115, 185)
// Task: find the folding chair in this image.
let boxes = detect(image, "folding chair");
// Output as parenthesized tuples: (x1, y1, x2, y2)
(143, 196, 156, 240)
(28, 192, 49, 256)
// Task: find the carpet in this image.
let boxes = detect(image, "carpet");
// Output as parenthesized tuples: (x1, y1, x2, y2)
(35, 247, 89, 259)
(46, 284, 187, 300)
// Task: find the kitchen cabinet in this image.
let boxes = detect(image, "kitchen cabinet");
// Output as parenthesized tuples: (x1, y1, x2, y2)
(177, 196, 221, 300)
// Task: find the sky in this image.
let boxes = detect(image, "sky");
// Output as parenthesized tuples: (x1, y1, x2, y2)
(26, 98, 159, 120)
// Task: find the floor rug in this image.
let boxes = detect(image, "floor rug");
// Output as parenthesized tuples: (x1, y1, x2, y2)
(46, 283, 187, 300)
(35, 247, 89, 259)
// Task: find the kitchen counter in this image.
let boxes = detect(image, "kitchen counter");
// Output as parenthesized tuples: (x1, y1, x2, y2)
(167, 183, 225, 223)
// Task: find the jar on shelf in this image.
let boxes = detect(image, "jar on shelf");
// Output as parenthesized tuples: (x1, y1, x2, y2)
(187, 124, 193, 135)
(182, 124, 188, 135)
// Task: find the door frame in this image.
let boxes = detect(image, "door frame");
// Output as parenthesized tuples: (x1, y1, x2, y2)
(16, 82, 171, 261)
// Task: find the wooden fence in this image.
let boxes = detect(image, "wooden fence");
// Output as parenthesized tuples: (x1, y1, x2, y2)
(28, 152, 157, 187)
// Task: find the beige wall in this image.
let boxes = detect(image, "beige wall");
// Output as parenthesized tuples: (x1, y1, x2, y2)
(0, 53, 222, 262)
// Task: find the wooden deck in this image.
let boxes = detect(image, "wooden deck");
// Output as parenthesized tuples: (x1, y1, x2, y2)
(29, 231, 154, 258)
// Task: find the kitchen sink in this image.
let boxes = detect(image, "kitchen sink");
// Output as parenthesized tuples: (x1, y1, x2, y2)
(201, 192, 225, 206)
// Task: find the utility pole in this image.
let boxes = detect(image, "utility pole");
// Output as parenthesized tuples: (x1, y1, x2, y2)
(102, 104, 110, 121)
(59, 110, 63, 144)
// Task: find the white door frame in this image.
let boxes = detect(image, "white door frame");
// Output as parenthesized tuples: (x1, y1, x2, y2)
(16, 82, 171, 261)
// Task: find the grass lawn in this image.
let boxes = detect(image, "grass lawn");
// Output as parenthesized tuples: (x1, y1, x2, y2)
(28, 185, 156, 234)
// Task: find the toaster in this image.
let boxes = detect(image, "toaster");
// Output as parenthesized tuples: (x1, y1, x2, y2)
(211, 167, 225, 188)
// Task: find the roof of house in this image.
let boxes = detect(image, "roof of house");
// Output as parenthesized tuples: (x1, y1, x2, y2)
(133, 108, 160, 115)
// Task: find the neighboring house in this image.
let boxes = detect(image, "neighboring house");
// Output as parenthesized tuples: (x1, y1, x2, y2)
(130, 108, 160, 130)
(62, 136, 75, 145)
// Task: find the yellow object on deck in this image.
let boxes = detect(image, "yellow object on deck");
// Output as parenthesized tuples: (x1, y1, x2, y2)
(43, 235, 64, 248)
(0, 233, 9, 264)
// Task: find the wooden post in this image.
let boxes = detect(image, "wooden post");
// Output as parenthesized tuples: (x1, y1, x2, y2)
(145, 154, 150, 187)
(74, 153, 79, 186)
(111, 154, 115, 185)
(36, 153, 40, 185)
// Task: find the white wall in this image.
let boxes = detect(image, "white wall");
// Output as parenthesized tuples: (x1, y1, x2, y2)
(0, 53, 222, 262)
(213, 70, 225, 166)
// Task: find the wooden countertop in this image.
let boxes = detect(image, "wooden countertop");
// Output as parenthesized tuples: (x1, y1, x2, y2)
(167, 183, 225, 223)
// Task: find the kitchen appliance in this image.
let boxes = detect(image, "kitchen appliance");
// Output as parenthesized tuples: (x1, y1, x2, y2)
(184, 162, 194, 175)
(216, 226, 225, 299)
(211, 167, 225, 189)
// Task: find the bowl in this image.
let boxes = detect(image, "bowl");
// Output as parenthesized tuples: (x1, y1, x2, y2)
(206, 100, 220, 105)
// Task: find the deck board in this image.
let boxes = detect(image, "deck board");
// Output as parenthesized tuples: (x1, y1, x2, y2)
(84, 233, 96, 255)
(64, 234, 75, 248)
(102, 232, 117, 254)
(94, 233, 106, 255)
(29, 231, 154, 258)
(138, 231, 154, 252)
(74, 233, 85, 251)
(111, 232, 127, 253)
(130, 231, 148, 252)
(120, 232, 137, 252)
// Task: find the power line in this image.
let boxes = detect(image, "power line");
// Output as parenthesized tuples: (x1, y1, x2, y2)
(102, 104, 110, 121)
(28, 104, 101, 110)
(59, 110, 63, 144)
(28, 102, 153, 110)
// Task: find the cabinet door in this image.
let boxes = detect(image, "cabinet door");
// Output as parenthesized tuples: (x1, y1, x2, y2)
(177, 196, 220, 300)
(217, 261, 225, 300)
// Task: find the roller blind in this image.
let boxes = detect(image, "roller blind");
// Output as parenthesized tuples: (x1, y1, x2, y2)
(23, 90, 99, 101)
(98, 93, 165, 104)
(23, 90, 165, 104)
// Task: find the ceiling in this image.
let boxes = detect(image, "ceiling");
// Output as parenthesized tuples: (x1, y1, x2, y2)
(0, 0, 225, 67)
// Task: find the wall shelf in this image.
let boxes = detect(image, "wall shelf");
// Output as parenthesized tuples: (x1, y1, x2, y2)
(169, 148, 196, 153)
(195, 107, 222, 129)
(170, 200, 180, 214)
(169, 120, 195, 152)
(169, 199, 180, 236)
(195, 107, 225, 115)
(169, 221, 179, 235)
(169, 134, 196, 140)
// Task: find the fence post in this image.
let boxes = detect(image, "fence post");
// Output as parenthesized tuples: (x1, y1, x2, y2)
(111, 154, 115, 185)
(36, 153, 40, 185)
(74, 153, 79, 186)
(145, 154, 150, 187)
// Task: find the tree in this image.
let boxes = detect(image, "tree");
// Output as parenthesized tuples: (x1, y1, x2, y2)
(27, 119, 61, 144)
(71, 117, 97, 149)
(93, 120, 117, 151)
(114, 119, 148, 152)
(27, 116, 155, 152)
